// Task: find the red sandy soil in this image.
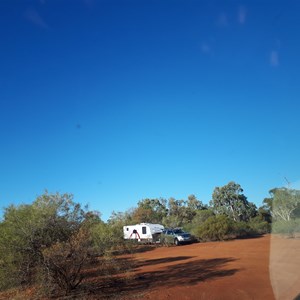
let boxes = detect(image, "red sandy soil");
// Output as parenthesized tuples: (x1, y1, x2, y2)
(84, 235, 278, 299)
(2, 235, 299, 300)
(128, 235, 275, 300)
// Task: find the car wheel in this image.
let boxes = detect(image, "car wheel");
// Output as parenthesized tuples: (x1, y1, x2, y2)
(174, 238, 179, 246)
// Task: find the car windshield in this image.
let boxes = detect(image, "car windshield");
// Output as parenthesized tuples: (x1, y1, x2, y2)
(173, 229, 184, 234)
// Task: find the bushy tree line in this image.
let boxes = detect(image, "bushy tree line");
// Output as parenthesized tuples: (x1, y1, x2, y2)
(110, 181, 272, 241)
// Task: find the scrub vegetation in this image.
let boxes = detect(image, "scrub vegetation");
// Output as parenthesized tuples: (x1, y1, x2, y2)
(0, 181, 299, 298)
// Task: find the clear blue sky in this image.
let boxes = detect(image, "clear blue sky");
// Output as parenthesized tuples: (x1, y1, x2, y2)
(1, 0, 300, 221)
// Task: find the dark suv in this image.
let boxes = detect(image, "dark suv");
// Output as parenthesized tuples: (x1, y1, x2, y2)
(161, 228, 193, 245)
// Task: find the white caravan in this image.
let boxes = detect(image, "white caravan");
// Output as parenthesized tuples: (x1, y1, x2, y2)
(123, 223, 164, 243)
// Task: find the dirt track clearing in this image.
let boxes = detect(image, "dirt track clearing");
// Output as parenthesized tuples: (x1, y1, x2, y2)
(126, 235, 275, 300)
(84, 235, 286, 299)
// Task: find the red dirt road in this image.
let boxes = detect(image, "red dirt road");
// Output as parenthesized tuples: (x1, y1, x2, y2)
(127, 235, 276, 300)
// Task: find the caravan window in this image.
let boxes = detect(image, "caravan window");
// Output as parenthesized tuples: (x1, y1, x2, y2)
(142, 226, 147, 234)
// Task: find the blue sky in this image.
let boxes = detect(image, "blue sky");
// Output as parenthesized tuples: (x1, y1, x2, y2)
(1, 0, 300, 221)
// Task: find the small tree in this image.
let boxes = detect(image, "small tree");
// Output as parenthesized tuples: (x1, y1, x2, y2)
(269, 188, 300, 222)
(210, 181, 257, 222)
(42, 228, 92, 294)
(0, 192, 87, 290)
(132, 198, 168, 224)
(186, 195, 206, 222)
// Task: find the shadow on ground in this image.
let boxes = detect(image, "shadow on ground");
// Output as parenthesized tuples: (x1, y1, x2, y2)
(235, 234, 264, 240)
(136, 256, 194, 267)
(82, 257, 239, 299)
(111, 244, 157, 255)
(84, 257, 136, 278)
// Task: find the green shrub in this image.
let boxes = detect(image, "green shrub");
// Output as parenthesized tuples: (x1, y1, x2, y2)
(90, 222, 129, 255)
(232, 218, 271, 237)
(248, 217, 271, 234)
(230, 221, 250, 237)
(191, 213, 271, 243)
(0, 192, 88, 291)
(194, 215, 233, 241)
(189, 210, 215, 236)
